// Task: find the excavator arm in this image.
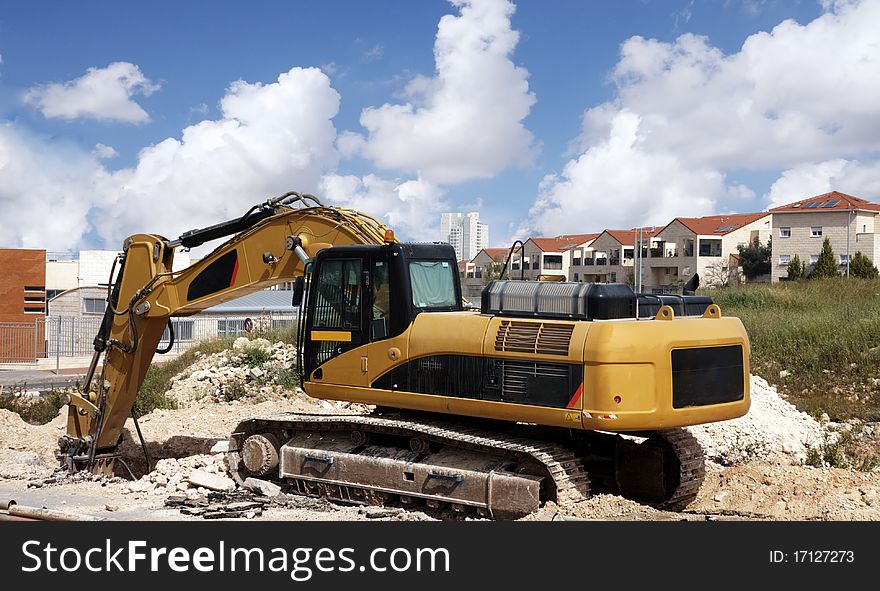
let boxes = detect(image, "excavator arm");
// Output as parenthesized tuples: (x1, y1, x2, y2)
(59, 192, 393, 474)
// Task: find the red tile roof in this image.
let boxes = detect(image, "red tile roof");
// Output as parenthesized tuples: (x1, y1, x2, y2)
(659, 212, 769, 236)
(769, 191, 880, 213)
(529, 233, 600, 252)
(601, 227, 657, 246)
(474, 247, 510, 261)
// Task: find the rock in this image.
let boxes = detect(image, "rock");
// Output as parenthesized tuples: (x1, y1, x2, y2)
(778, 370, 790, 378)
(188, 469, 235, 493)
(233, 337, 251, 351)
(243, 477, 282, 498)
(14, 452, 42, 466)
(713, 491, 729, 503)
(105, 505, 119, 512)
(210, 440, 230, 454)
(820, 413, 830, 424)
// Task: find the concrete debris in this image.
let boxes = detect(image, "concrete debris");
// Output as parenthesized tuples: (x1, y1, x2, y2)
(243, 477, 282, 497)
(188, 469, 235, 493)
(209, 440, 230, 454)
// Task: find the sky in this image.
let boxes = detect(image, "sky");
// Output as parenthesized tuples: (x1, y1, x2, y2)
(1, 0, 879, 254)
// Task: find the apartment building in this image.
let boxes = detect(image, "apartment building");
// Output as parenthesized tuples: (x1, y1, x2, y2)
(572, 228, 657, 284)
(769, 192, 880, 281)
(440, 212, 489, 262)
(512, 234, 598, 281)
(646, 213, 771, 290)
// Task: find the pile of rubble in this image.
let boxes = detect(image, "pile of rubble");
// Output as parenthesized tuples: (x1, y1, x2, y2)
(166, 337, 297, 406)
(687, 375, 829, 465)
(121, 452, 234, 497)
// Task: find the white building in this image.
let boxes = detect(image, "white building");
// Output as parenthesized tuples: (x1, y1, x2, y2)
(440, 212, 489, 261)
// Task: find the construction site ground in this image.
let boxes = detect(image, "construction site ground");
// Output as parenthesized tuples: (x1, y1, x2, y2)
(1, 338, 878, 522)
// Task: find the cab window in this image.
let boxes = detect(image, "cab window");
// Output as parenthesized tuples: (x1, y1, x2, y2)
(313, 259, 362, 329)
(409, 260, 456, 309)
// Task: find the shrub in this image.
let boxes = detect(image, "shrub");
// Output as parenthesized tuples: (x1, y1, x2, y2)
(737, 236, 771, 279)
(786, 254, 805, 280)
(849, 251, 878, 279)
(238, 346, 273, 368)
(810, 237, 840, 278)
(221, 379, 248, 402)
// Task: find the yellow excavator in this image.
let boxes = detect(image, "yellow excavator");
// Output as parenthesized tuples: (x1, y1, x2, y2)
(59, 192, 750, 519)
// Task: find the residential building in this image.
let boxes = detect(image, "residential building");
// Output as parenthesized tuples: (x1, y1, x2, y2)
(770, 191, 880, 282)
(440, 212, 489, 261)
(575, 228, 656, 284)
(512, 234, 598, 281)
(645, 213, 771, 291)
(0, 248, 46, 362)
(461, 247, 508, 298)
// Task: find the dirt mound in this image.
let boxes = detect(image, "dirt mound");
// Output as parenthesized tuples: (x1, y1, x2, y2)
(688, 375, 828, 465)
(166, 337, 298, 406)
(0, 408, 67, 479)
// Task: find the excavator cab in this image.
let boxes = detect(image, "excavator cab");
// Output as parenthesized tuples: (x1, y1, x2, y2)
(301, 242, 461, 381)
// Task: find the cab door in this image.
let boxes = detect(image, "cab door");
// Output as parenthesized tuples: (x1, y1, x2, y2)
(304, 256, 369, 385)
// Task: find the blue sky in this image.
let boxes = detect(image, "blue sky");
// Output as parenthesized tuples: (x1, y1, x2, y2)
(1, 0, 877, 252)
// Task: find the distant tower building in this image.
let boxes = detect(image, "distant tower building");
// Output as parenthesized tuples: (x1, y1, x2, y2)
(440, 212, 488, 261)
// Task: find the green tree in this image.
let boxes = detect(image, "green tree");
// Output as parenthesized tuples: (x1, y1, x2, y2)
(849, 251, 878, 279)
(737, 236, 771, 280)
(810, 237, 840, 278)
(786, 254, 806, 280)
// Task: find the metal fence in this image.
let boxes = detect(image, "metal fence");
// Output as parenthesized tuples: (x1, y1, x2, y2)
(0, 312, 299, 365)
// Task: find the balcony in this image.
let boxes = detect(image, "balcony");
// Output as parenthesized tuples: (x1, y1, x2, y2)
(595, 258, 608, 266)
(609, 257, 620, 266)
(649, 248, 663, 257)
(584, 259, 594, 266)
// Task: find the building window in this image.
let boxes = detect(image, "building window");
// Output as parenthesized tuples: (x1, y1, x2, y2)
(779, 227, 791, 238)
(24, 296, 45, 302)
(532, 260, 539, 270)
(24, 285, 46, 292)
(809, 255, 818, 264)
(512, 262, 520, 270)
(543, 255, 563, 270)
(24, 306, 44, 314)
(839, 254, 850, 265)
(779, 255, 790, 265)
(572, 257, 581, 266)
(82, 297, 105, 314)
(811, 227, 822, 237)
(573, 273, 579, 282)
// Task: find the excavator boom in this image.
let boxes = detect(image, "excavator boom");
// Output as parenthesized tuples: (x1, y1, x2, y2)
(60, 193, 392, 472)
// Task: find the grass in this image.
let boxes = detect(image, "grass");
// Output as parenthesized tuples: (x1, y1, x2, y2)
(706, 277, 880, 422)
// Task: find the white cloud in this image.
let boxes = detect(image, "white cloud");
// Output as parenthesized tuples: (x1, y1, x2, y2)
(350, 0, 536, 184)
(24, 62, 159, 123)
(320, 174, 446, 241)
(0, 124, 111, 250)
(766, 159, 880, 207)
(522, 111, 718, 237)
(93, 67, 341, 248)
(528, 0, 880, 236)
(92, 143, 118, 159)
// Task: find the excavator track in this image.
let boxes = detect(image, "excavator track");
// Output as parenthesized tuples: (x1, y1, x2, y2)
(654, 428, 706, 511)
(227, 412, 591, 520)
